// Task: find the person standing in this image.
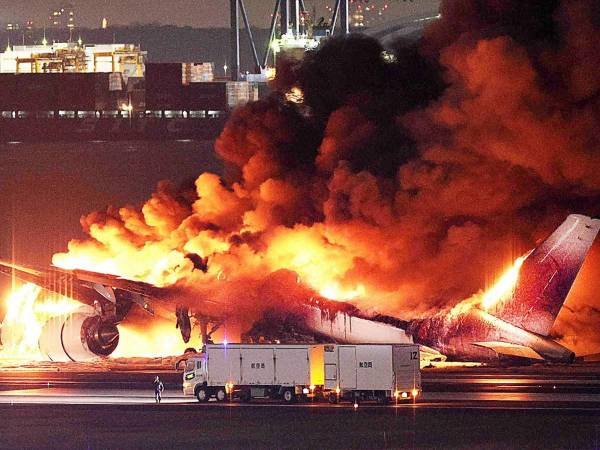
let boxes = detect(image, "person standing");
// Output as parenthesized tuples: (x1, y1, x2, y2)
(153, 376, 164, 403)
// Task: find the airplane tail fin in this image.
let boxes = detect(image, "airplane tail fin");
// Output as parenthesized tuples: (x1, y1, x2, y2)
(492, 214, 600, 336)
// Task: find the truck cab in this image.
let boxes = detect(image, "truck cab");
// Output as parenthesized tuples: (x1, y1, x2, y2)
(182, 355, 217, 399)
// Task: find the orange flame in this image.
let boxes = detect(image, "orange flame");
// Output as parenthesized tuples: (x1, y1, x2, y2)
(319, 282, 366, 301)
(450, 253, 529, 317)
(112, 322, 202, 358)
(0, 283, 80, 359)
(0, 282, 200, 359)
(480, 254, 527, 310)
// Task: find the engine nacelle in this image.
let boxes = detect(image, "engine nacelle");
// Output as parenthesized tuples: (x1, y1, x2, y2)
(38, 312, 119, 362)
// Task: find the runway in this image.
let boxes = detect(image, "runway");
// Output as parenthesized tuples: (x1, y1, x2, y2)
(2, 366, 600, 407)
(2, 386, 600, 408)
(1, 366, 600, 448)
(1, 397, 600, 449)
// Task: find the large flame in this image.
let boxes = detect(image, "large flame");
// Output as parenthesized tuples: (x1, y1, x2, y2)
(51, 221, 376, 306)
(0, 282, 199, 359)
(112, 322, 202, 358)
(0, 283, 80, 359)
(480, 254, 527, 310)
(450, 254, 528, 317)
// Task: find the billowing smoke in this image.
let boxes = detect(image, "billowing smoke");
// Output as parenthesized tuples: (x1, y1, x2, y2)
(53, 0, 600, 354)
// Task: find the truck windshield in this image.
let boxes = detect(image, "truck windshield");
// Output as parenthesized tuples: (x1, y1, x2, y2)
(185, 360, 195, 372)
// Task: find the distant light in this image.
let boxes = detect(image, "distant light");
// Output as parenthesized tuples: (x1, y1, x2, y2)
(302, 388, 309, 394)
(223, 339, 228, 346)
(285, 86, 304, 104)
(401, 392, 408, 398)
(270, 40, 280, 54)
(381, 51, 396, 63)
(411, 389, 419, 398)
(353, 402, 358, 409)
(101, 17, 108, 29)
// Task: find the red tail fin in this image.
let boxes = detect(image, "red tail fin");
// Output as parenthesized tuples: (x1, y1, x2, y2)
(493, 214, 600, 336)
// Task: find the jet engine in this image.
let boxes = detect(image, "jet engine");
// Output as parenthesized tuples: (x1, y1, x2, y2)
(38, 311, 119, 362)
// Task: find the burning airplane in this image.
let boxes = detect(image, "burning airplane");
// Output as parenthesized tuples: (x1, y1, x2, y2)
(0, 214, 597, 364)
(2, 1, 600, 364)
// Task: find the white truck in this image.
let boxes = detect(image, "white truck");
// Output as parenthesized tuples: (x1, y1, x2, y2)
(323, 344, 421, 404)
(183, 343, 421, 404)
(182, 343, 324, 403)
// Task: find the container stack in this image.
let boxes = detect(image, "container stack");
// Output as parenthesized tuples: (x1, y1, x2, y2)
(226, 81, 259, 108)
(182, 62, 214, 84)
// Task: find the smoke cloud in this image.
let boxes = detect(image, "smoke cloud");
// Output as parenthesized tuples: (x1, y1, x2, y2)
(53, 0, 600, 354)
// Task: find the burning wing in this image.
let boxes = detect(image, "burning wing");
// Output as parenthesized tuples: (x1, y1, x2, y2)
(0, 260, 157, 318)
(0, 260, 213, 361)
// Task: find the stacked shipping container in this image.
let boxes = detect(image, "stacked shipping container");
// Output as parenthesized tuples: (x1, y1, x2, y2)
(0, 63, 266, 114)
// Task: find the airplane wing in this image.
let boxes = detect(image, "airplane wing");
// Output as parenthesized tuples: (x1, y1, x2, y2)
(0, 259, 156, 315)
(473, 341, 544, 360)
(0, 258, 229, 361)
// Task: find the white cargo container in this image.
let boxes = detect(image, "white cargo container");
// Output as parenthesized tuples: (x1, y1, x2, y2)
(323, 344, 421, 403)
(182, 62, 214, 84)
(226, 81, 259, 108)
(183, 344, 324, 403)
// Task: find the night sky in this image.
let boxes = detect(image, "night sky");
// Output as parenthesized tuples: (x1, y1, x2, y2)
(0, 0, 440, 28)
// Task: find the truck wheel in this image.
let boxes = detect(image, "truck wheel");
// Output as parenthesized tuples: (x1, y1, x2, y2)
(196, 387, 208, 403)
(328, 392, 338, 404)
(377, 395, 390, 405)
(240, 390, 252, 403)
(282, 389, 296, 404)
(215, 388, 227, 402)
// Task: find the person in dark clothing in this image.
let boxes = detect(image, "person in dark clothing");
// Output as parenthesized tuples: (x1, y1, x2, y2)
(153, 376, 164, 403)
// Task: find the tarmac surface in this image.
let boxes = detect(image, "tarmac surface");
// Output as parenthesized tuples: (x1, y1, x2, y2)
(1, 398, 600, 449)
(1, 365, 600, 448)
(0, 366, 600, 449)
